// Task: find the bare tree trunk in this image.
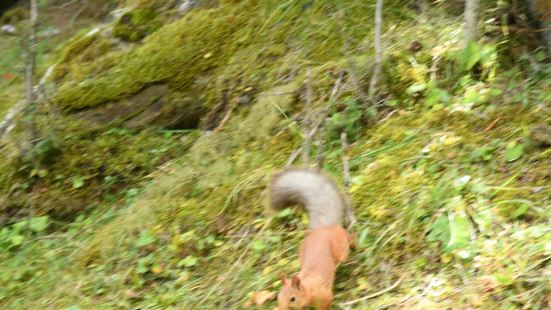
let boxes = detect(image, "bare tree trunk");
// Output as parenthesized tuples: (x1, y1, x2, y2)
(368, 0, 384, 99)
(26, 0, 40, 155)
(26, 0, 39, 227)
(1, 0, 39, 143)
(464, 0, 480, 46)
(25, 0, 38, 104)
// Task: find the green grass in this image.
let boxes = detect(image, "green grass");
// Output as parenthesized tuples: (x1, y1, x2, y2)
(0, 0, 550, 309)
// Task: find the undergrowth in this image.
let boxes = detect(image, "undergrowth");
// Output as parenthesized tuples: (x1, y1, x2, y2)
(0, 0, 550, 309)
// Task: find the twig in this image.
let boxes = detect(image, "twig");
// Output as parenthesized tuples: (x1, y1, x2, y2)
(316, 124, 325, 169)
(286, 147, 302, 167)
(70, 0, 88, 26)
(430, 55, 440, 81)
(24, 0, 39, 230)
(213, 102, 237, 132)
(483, 116, 502, 132)
(25, 0, 38, 106)
(302, 69, 313, 167)
(329, 71, 344, 103)
(340, 132, 356, 227)
(368, 0, 384, 99)
(341, 276, 404, 307)
(0, 101, 24, 140)
(286, 72, 344, 168)
(341, 133, 351, 188)
(377, 109, 399, 124)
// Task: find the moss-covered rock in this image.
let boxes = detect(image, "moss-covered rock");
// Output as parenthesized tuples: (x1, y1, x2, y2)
(51, 29, 119, 83)
(0, 6, 28, 24)
(113, 8, 162, 42)
(73, 84, 206, 130)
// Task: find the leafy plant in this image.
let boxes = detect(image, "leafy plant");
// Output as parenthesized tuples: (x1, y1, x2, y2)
(0, 216, 50, 249)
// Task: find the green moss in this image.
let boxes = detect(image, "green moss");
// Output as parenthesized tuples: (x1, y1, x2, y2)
(51, 30, 118, 83)
(52, 0, 390, 110)
(2, 1, 551, 308)
(113, 8, 162, 42)
(0, 115, 195, 218)
(0, 7, 28, 24)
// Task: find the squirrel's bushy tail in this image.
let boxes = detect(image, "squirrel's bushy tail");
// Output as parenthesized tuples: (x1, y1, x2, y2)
(268, 168, 349, 229)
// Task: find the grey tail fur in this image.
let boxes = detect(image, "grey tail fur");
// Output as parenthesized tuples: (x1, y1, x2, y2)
(268, 168, 350, 229)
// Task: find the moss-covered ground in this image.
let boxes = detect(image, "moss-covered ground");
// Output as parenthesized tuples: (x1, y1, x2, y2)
(0, 0, 550, 309)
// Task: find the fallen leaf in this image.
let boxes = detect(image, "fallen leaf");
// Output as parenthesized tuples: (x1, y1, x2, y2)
(251, 290, 276, 306)
(124, 289, 141, 299)
(504, 143, 524, 162)
(151, 265, 163, 274)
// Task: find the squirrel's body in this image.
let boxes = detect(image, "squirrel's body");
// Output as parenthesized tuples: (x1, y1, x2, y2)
(269, 168, 354, 310)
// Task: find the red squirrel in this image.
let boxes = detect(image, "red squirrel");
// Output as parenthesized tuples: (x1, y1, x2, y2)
(268, 168, 355, 310)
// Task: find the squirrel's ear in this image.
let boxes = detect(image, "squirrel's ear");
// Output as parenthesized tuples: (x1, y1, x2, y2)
(291, 275, 301, 290)
(280, 273, 287, 285)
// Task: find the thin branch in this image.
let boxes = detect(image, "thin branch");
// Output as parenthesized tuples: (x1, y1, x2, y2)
(316, 124, 325, 168)
(302, 69, 313, 167)
(329, 71, 344, 103)
(213, 102, 238, 132)
(25, 0, 38, 105)
(286, 72, 344, 168)
(341, 132, 356, 228)
(0, 101, 24, 140)
(368, 0, 384, 99)
(286, 147, 303, 167)
(340, 132, 351, 189)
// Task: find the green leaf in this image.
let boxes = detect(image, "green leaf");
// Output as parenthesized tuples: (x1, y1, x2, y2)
(29, 216, 50, 232)
(406, 82, 427, 95)
(357, 228, 370, 248)
(461, 41, 481, 71)
(446, 213, 471, 252)
(11, 235, 24, 246)
(385, 99, 398, 107)
(135, 231, 156, 248)
(426, 216, 449, 245)
(72, 176, 85, 189)
(504, 144, 524, 162)
(252, 240, 267, 251)
(276, 208, 293, 218)
(136, 261, 149, 274)
(511, 203, 530, 219)
(495, 273, 514, 286)
(64, 306, 81, 310)
(178, 255, 199, 268)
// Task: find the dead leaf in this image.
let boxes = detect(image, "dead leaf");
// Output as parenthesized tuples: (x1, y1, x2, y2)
(124, 289, 141, 299)
(251, 290, 276, 306)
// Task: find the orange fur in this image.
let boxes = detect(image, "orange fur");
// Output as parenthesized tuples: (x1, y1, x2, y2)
(278, 225, 352, 310)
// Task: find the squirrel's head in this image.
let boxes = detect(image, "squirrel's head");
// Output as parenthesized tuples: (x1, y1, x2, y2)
(277, 273, 308, 309)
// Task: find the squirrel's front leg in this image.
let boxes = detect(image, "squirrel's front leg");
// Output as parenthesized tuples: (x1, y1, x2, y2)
(314, 290, 333, 310)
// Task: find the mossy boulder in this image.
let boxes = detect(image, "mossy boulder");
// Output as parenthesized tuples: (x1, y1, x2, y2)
(52, 29, 119, 84)
(73, 84, 206, 130)
(113, 8, 162, 42)
(0, 5, 26, 24)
